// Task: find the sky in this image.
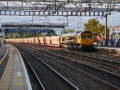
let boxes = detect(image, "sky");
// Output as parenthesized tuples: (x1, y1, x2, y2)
(0, 12, 120, 35)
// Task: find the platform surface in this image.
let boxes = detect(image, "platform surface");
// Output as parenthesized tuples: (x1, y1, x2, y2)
(97, 46, 120, 49)
(97, 46, 120, 55)
(0, 45, 8, 63)
(0, 45, 9, 79)
(0, 45, 32, 90)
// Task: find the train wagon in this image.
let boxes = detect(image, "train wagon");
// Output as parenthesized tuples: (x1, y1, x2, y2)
(28, 38, 34, 45)
(51, 36, 60, 47)
(39, 37, 44, 45)
(34, 37, 39, 45)
(45, 37, 51, 46)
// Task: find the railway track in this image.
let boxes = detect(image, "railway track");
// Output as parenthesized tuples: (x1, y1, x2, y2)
(24, 45, 120, 75)
(41, 46, 120, 69)
(62, 47, 120, 61)
(18, 47, 79, 90)
(21, 52, 45, 90)
(39, 45, 120, 61)
(31, 46, 120, 75)
(60, 49, 120, 66)
(25, 45, 120, 70)
(23, 45, 120, 90)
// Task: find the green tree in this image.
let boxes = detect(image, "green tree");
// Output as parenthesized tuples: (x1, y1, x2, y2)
(48, 29, 57, 36)
(21, 33, 30, 38)
(61, 29, 75, 34)
(38, 33, 44, 37)
(84, 19, 105, 36)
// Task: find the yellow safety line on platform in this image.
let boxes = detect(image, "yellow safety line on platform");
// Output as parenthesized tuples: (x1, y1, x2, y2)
(0, 46, 9, 64)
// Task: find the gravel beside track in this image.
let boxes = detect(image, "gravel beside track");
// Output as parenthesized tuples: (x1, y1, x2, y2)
(18, 47, 79, 90)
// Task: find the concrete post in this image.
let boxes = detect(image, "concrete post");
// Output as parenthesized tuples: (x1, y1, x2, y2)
(105, 14, 108, 46)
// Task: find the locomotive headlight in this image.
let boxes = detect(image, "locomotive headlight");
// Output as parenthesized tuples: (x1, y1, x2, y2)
(94, 42, 97, 45)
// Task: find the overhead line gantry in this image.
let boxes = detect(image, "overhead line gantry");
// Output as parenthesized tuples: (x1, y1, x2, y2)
(0, 0, 119, 16)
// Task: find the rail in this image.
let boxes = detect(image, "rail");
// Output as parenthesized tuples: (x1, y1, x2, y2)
(18, 46, 80, 90)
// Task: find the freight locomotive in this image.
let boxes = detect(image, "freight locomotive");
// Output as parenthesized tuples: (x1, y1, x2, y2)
(60, 31, 95, 51)
(5, 31, 96, 51)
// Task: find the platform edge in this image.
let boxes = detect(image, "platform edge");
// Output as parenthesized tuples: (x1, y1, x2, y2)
(16, 48, 32, 90)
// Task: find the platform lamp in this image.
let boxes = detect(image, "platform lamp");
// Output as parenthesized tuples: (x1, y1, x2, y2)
(104, 12, 111, 47)
(64, 15, 68, 32)
(112, 27, 116, 47)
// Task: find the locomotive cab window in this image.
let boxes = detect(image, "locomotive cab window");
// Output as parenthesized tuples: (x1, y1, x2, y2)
(88, 35, 92, 39)
(69, 37, 75, 40)
(62, 37, 66, 41)
(82, 35, 86, 39)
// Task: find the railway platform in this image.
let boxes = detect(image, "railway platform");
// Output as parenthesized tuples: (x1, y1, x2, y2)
(0, 45, 9, 79)
(97, 47, 120, 55)
(0, 45, 32, 90)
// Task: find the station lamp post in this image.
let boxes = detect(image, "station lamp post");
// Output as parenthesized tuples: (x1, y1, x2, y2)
(104, 12, 111, 46)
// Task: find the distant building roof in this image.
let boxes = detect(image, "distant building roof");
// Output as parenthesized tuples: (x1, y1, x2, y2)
(109, 25, 120, 30)
(4, 28, 51, 33)
(2, 22, 65, 28)
(108, 25, 120, 34)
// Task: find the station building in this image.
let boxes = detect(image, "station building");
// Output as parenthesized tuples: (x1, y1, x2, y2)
(108, 26, 120, 47)
(109, 26, 120, 38)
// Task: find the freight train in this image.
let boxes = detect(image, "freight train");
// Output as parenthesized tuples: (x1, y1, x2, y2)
(5, 31, 96, 51)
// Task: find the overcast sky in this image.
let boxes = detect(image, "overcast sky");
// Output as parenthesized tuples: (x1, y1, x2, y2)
(0, 12, 120, 35)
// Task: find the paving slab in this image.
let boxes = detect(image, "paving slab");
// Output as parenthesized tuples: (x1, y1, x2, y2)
(0, 45, 8, 63)
(0, 45, 32, 90)
(0, 45, 9, 79)
(97, 47, 120, 55)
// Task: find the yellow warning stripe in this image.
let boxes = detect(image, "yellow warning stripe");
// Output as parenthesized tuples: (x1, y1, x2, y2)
(14, 77, 23, 86)
(0, 46, 9, 64)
